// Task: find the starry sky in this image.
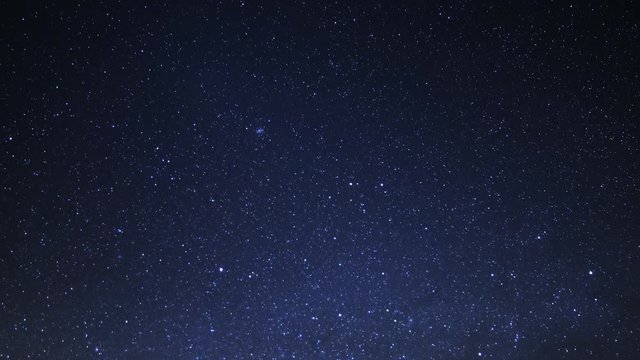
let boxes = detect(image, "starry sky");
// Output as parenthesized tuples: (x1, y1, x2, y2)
(1, 1, 639, 359)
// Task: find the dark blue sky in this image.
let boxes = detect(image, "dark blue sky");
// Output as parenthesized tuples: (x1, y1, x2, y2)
(1, 1, 639, 359)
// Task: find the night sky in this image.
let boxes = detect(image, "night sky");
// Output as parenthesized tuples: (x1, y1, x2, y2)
(1, 1, 639, 359)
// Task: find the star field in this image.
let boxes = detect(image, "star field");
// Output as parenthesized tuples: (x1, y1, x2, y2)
(1, 1, 639, 359)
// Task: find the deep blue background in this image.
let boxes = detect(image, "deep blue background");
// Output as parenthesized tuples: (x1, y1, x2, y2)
(1, 0, 639, 358)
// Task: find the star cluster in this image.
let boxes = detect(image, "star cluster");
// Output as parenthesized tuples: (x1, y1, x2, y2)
(1, 1, 639, 359)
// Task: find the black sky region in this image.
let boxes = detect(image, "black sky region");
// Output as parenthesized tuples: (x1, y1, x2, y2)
(1, 1, 639, 359)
